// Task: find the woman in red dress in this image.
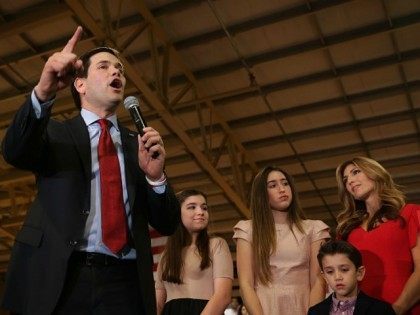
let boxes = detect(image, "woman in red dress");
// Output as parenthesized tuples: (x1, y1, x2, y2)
(335, 156, 419, 315)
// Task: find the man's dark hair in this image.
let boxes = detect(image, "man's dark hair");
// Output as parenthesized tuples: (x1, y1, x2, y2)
(70, 46, 120, 110)
(317, 240, 363, 270)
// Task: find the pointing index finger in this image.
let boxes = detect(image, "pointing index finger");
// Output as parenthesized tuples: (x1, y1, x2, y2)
(62, 26, 83, 53)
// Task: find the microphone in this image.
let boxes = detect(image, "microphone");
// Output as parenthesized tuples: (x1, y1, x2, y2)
(124, 96, 148, 136)
(124, 96, 159, 158)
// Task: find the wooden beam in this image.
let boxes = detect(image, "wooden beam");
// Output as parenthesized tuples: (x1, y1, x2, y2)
(0, 215, 25, 228)
(208, 219, 238, 234)
(0, 227, 14, 239)
(131, 0, 259, 173)
(0, 3, 72, 39)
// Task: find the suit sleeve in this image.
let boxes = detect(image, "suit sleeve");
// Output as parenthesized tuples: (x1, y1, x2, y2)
(2, 97, 50, 171)
(146, 183, 180, 236)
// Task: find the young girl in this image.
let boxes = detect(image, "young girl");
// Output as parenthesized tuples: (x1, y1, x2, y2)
(336, 156, 420, 315)
(234, 166, 330, 315)
(155, 189, 233, 315)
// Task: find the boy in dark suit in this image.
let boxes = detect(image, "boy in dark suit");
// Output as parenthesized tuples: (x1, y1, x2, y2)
(308, 240, 395, 315)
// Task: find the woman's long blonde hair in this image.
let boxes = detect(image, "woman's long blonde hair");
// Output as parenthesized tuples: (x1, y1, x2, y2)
(250, 166, 306, 285)
(335, 156, 405, 239)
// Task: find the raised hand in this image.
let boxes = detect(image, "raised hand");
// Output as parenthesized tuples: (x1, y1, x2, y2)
(34, 26, 83, 102)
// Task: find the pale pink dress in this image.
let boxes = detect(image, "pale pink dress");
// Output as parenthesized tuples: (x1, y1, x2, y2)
(233, 211, 329, 315)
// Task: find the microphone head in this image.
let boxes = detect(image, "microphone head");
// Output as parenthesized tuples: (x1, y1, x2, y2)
(124, 96, 139, 109)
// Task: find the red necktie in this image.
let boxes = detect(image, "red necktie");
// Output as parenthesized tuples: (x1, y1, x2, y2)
(98, 119, 128, 254)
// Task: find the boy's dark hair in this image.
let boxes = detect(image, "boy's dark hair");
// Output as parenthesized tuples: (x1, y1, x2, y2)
(70, 46, 121, 110)
(317, 240, 363, 270)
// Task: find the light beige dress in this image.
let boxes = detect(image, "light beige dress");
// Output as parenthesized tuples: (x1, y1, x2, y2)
(155, 236, 233, 302)
(233, 211, 329, 315)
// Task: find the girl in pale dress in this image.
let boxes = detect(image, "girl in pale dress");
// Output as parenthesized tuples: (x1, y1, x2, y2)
(234, 166, 330, 315)
(156, 189, 233, 315)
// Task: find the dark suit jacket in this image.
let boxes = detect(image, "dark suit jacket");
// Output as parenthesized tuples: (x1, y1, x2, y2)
(308, 291, 396, 315)
(1, 98, 180, 315)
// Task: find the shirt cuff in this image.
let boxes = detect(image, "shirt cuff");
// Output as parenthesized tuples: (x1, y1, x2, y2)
(146, 173, 167, 194)
(31, 89, 55, 118)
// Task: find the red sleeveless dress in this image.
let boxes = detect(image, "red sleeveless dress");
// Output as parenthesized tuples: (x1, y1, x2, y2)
(348, 204, 420, 315)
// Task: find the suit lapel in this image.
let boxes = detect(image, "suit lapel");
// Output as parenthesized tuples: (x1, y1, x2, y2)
(64, 114, 91, 211)
(65, 114, 91, 181)
(354, 291, 371, 315)
(119, 125, 137, 211)
(320, 294, 333, 314)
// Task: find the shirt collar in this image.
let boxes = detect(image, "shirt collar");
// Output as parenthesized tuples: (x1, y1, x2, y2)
(332, 293, 357, 312)
(81, 108, 119, 131)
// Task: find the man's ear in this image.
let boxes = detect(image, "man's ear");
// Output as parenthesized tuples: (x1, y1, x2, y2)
(356, 265, 365, 281)
(74, 77, 86, 94)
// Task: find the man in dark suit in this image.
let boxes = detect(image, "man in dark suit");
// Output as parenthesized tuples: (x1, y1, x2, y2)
(308, 240, 395, 315)
(1, 26, 180, 315)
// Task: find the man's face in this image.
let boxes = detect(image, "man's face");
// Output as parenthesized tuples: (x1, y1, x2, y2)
(76, 51, 126, 112)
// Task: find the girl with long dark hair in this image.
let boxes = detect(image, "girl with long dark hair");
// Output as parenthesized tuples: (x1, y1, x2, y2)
(155, 189, 233, 315)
